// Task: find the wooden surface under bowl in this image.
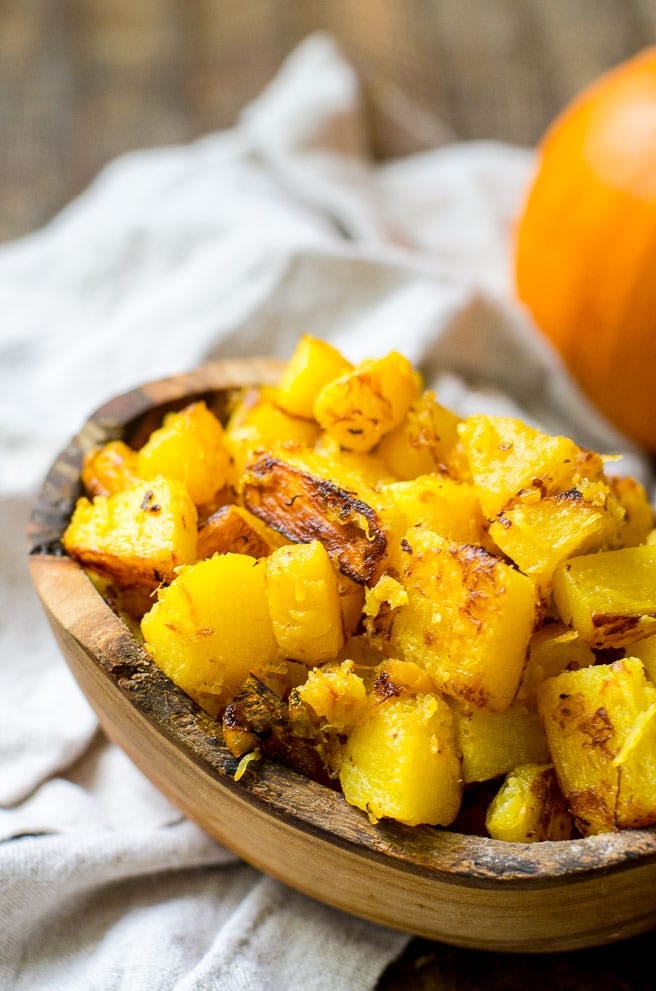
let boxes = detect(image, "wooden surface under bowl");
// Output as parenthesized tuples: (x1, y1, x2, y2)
(28, 358, 656, 953)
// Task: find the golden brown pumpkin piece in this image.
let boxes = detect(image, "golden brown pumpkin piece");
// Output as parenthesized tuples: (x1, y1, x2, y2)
(489, 488, 620, 593)
(266, 540, 345, 666)
(608, 475, 655, 548)
(275, 335, 353, 420)
(313, 352, 421, 453)
(196, 504, 287, 560)
(81, 440, 140, 497)
(293, 660, 368, 735)
(516, 623, 595, 708)
(339, 688, 462, 827)
(539, 657, 656, 834)
(458, 414, 603, 519)
(552, 544, 656, 649)
(382, 527, 537, 712)
(222, 674, 334, 786)
(137, 401, 231, 508)
(63, 475, 197, 588)
(452, 702, 549, 784)
(375, 390, 462, 480)
(383, 474, 487, 547)
(224, 386, 320, 482)
(141, 553, 278, 717)
(486, 764, 575, 843)
(241, 455, 389, 586)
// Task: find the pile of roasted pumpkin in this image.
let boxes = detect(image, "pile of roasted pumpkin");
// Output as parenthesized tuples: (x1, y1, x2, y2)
(63, 335, 656, 843)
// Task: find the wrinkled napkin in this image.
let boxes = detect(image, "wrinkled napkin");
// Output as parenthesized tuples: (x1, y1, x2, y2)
(1, 32, 651, 991)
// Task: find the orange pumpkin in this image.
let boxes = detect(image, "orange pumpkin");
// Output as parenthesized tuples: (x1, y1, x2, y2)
(515, 48, 656, 452)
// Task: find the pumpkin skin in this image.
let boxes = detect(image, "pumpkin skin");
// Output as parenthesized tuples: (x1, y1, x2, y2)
(515, 48, 656, 452)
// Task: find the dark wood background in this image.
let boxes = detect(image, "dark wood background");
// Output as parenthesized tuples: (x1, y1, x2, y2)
(3, 1, 656, 987)
(3, 0, 656, 243)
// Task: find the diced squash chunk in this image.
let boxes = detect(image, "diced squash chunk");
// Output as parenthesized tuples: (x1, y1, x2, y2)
(223, 674, 333, 785)
(453, 703, 548, 783)
(339, 693, 462, 826)
(614, 702, 656, 830)
(81, 440, 139, 497)
(552, 544, 656, 649)
(137, 402, 230, 507)
(384, 475, 486, 545)
(386, 528, 537, 711)
(197, 504, 286, 560)
(608, 475, 655, 548)
(141, 554, 277, 716)
(275, 335, 353, 419)
(486, 764, 575, 842)
(458, 415, 601, 518)
(375, 391, 462, 479)
(63, 476, 197, 586)
(490, 491, 618, 590)
(517, 624, 595, 707)
(313, 352, 421, 453)
(538, 658, 656, 833)
(266, 540, 345, 665)
(242, 454, 389, 586)
(225, 386, 319, 481)
(293, 660, 368, 734)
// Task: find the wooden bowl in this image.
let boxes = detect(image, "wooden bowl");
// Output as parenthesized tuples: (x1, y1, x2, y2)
(28, 358, 656, 953)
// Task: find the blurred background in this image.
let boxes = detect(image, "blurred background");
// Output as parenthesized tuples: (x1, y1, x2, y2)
(1, 0, 655, 243)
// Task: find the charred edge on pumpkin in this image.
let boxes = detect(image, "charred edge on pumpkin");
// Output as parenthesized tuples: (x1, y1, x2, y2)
(241, 455, 387, 585)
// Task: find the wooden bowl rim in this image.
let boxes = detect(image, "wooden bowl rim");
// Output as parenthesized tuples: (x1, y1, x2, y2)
(28, 357, 656, 889)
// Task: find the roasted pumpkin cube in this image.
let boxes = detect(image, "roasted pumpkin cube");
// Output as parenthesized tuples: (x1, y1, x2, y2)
(293, 659, 368, 734)
(613, 701, 656, 830)
(517, 623, 595, 708)
(489, 490, 618, 591)
(275, 335, 353, 419)
(141, 553, 278, 716)
(137, 401, 230, 507)
(313, 352, 421, 453)
(485, 764, 575, 842)
(453, 702, 549, 783)
(383, 475, 486, 546)
(339, 692, 462, 826)
(225, 386, 319, 481)
(538, 657, 656, 834)
(386, 528, 537, 711)
(552, 544, 656, 649)
(223, 675, 333, 786)
(197, 504, 287, 560)
(458, 415, 602, 518)
(375, 390, 462, 479)
(242, 454, 389, 586)
(63, 476, 197, 587)
(81, 440, 140, 497)
(266, 540, 345, 665)
(607, 475, 655, 548)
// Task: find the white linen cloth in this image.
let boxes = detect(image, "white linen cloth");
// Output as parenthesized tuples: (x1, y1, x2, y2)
(0, 33, 651, 991)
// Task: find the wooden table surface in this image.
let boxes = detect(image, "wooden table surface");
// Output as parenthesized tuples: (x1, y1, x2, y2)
(3, 1, 656, 987)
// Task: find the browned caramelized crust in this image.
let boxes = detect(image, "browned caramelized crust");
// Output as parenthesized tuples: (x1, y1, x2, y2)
(241, 455, 388, 586)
